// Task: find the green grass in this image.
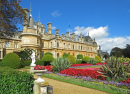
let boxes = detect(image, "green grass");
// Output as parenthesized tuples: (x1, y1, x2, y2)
(20, 66, 30, 69)
(76, 65, 102, 69)
(42, 73, 130, 94)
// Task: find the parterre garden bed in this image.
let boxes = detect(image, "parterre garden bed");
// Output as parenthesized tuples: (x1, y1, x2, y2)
(41, 62, 130, 94)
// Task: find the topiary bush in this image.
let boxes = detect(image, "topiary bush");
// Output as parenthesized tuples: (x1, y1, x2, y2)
(35, 60, 44, 66)
(44, 52, 53, 56)
(0, 66, 34, 94)
(67, 55, 76, 64)
(2, 53, 21, 69)
(77, 54, 83, 59)
(42, 55, 54, 66)
(21, 60, 31, 66)
(63, 53, 69, 58)
(82, 56, 90, 63)
(89, 58, 97, 65)
(51, 57, 72, 72)
(76, 60, 82, 64)
(95, 56, 101, 63)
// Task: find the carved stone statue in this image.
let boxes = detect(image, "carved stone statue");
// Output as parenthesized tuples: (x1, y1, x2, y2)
(30, 51, 36, 66)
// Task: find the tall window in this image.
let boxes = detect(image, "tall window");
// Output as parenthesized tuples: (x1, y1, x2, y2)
(63, 43, 65, 48)
(91, 48, 92, 52)
(81, 46, 82, 50)
(68, 44, 70, 49)
(0, 51, 1, 58)
(50, 42, 52, 48)
(57, 42, 59, 47)
(41, 51, 44, 57)
(73, 45, 74, 49)
(57, 53, 59, 57)
(5, 41, 9, 47)
(14, 43, 18, 48)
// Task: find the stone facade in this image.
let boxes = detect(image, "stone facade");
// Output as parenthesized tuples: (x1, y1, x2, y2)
(0, 8, 98, 59)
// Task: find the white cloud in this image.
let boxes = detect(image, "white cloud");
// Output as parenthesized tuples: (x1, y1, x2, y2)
(51, 10, 61, 17)
(51, 26, 56, 30)
(96, 37, 130, 53)
(73, 26, 130, 53)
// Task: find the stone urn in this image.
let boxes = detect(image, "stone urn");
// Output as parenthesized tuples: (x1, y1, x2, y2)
(34, 69, 47, 83)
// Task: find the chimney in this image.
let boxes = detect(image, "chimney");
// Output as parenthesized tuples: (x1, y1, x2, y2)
(47, 22, 51, 34)
(56, 29, 59, 35)
(23, 8, 29, 26)
(41, 25, 45, 34)
(70, 33, 75, 40)
(62, 34, 65, 37)
(66, 32, 69, 38)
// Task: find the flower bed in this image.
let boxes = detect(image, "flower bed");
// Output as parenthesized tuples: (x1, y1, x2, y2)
(44, 66, 53, 72)
(95, 62, 107, 65)
(120, 78, 130, 84)
(59, 68, 105, 80)
(72, 64, 92, 67)
(44, 71, 130, 90)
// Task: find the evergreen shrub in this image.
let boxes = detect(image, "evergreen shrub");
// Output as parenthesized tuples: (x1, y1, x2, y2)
(82, 56, 90, 63)
(22, 60, 31, 66)
(63, 53, 69, 58)
(35, 60, 44, 66)
(67, 55, 76, 64)
(51, 57, 71, 72)
(77, 54, 83, 59)
(44, 52, 53, 56)
(95, 56, 101, 63)
(76, 60, 82, 64)
(42, 55, 54, 66)
(0, 67, 34, 94)
(2, 53, 21, 69)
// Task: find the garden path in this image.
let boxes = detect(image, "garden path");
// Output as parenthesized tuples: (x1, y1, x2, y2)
(17, 69, 110, 94)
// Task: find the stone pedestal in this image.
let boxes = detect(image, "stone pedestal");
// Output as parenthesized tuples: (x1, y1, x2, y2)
(30, 64, 36, 73)
(34, 81, 48, 94)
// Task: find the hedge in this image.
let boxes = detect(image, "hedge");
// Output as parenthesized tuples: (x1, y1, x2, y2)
(0, 67, 34, 94)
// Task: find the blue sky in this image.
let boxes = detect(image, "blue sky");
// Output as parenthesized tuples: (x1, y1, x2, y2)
(19, 0, 130, 53)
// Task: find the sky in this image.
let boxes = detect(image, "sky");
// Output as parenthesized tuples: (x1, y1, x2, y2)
(19, 0, 130, 53)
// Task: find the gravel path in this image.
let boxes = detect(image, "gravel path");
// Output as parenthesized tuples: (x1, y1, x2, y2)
(17, 69, 110, 94)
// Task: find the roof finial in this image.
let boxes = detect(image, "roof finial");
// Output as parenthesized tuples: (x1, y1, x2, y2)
(38, 11, 40, 21)
(30, 3, 32, 16)
(94, 38, 95, 42)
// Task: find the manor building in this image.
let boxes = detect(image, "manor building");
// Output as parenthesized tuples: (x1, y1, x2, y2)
(0, 8, 98, 59)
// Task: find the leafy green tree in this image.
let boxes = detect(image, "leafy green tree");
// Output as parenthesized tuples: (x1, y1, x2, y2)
(123, 44, 130, 58)
(77, 54, 83, 59)
(110, 47, 123, 57)
(0, 0, 25, 37)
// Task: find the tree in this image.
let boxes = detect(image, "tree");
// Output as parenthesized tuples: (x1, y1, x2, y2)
(0, 0, 25, 37)
(123, 44, 130, 58)
(110, 47, 123, 57)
